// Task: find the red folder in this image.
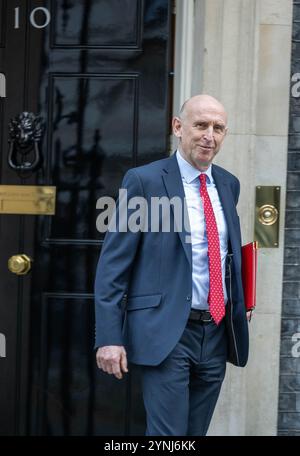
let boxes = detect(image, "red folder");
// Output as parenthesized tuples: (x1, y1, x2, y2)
(241, 241, 258, 311)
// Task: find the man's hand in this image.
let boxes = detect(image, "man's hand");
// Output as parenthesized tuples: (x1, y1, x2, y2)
(246, 310, 253, 322)
(96, 345, 128, 380)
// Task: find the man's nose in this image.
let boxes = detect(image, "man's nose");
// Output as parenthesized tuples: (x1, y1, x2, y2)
(203, 126, 214, 140)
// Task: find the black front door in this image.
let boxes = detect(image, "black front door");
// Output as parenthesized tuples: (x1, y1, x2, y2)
(0, 0, 172, 435)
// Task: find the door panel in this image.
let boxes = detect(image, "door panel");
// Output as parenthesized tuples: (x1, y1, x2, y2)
(53, 0, 141, 48)
(0, 0, 172, 435)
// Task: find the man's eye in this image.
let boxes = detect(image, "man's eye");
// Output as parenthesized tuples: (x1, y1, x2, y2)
(214, 125, 225, 132)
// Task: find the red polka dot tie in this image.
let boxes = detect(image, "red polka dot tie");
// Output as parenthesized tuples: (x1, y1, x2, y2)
(199, 173, 225, 325)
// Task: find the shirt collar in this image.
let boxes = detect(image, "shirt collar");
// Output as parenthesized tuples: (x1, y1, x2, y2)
(176, 150, 213, 184)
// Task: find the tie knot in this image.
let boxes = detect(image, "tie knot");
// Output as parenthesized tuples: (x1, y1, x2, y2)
(200, 173, 207, 186)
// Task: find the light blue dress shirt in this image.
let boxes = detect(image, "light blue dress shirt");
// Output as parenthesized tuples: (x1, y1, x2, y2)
(176, 150, 228, 310)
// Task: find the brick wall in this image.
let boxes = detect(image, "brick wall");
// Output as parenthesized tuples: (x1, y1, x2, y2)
(278, 0, 300, 436)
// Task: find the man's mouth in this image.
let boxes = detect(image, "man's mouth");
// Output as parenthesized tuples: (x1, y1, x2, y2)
(199, 145, 213, 150)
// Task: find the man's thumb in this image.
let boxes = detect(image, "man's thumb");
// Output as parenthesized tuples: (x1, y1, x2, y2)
(120, 351, 128, 372)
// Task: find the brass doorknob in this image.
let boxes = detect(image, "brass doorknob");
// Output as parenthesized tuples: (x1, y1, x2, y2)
(258, 204, 278, 226)
(8, 254, 32, 275)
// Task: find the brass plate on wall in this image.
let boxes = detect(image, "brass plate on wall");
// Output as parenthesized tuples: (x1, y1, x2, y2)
(255, 186, 280, 248)
(0, 185, 56, 215)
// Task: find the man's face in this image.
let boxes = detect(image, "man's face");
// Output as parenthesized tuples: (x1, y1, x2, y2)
(172, 100, 228, 171)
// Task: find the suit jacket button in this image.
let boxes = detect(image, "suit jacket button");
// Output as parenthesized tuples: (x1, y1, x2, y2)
(186, 295, 191, 301)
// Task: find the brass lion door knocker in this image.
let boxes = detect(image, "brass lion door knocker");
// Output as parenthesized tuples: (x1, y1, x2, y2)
(8, 112, 44, 176)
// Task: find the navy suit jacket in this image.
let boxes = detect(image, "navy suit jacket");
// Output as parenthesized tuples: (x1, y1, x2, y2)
(94, 154, 249, 367)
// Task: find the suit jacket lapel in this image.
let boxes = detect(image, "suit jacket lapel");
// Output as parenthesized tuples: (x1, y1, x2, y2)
(162, 154, 192, 268)
(212, 164, 237, 253)
(160, 156, 238, 265)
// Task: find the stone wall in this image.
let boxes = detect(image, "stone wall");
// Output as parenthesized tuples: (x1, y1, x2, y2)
(278, 0, 300, 436)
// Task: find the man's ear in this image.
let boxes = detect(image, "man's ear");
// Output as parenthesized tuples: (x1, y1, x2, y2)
(172, 116, 182, 138)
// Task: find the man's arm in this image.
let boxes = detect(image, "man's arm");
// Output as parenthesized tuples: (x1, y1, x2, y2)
(94, 169, 145, 379)
(232, 176, 240, 206)
(232, 176, 252, 322)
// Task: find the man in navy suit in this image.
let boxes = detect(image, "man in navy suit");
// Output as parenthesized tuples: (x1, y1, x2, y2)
(94, 95, 250, 436)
